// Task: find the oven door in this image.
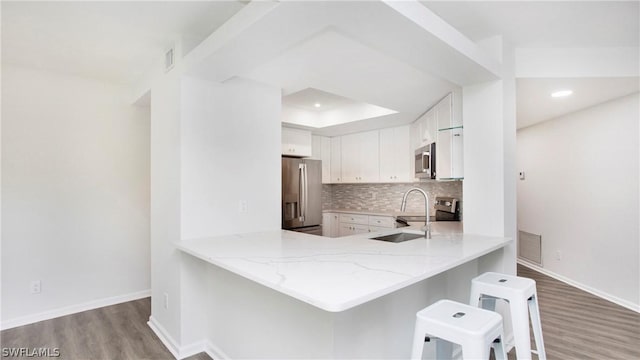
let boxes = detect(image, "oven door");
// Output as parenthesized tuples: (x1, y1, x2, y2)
(415, 146, 433, 178)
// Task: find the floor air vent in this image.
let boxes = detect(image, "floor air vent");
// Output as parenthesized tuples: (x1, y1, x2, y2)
(518, 230, 542, 266)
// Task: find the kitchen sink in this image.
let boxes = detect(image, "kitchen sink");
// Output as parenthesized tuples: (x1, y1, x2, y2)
(370, 232, 424, 243)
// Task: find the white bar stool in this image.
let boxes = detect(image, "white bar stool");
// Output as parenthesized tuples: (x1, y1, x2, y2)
(469, 272, 546, 360)
(411, 299, 508, 360)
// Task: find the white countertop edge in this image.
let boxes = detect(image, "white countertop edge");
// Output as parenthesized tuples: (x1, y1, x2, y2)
(176, 233, 511, 313)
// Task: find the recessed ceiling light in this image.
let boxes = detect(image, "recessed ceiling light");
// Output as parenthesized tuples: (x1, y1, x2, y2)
(314, 103, 321, 108)
(551, 90, 573, 98)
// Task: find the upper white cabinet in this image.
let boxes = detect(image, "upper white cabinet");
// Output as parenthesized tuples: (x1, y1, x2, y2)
(311, 135, 331, 184)
(436, 93, 453, 130)
(436, 127, 464, 179)
(413, 103, 438, 148)
(379, 125, 411, 182)
(330, 136, 342, 183)
(282, 127, 312, 157)
(341, 130, 379, 183)
(434, 93, 463, 179)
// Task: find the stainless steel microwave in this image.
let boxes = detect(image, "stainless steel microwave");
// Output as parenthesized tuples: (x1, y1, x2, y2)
(415, 143, 436, 179)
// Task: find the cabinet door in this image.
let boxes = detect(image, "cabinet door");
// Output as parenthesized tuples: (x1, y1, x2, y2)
(339, 223, 356, 237)
(359, 130, 380, 182)
(312, 136, 331, 184)
(340, 133, 359, 183)
(436, 127, 464, 180)
(436, 93, 452, 130)
(451, 128, 464, 179)
(436, 128, 452, 179)
(320, 137, 331, 184)
(330, 137, 342, 183)
(331, 213, 340, 237)
(379, 126, 411, 182)
(322, 213, 332, 237)
(282, 128, 312, 157)
(410, 120, 421, 150)
(423, 110, 436, 144)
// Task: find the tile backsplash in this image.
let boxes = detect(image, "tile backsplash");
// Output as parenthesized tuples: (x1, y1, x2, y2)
(322, 181, 463, 216)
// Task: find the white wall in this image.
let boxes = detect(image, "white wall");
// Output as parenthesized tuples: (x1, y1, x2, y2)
(1, 65, 151, 327)
(148, 74, 282, 351)
(180, 76, 281, 240)
(517, 93, 640, 310)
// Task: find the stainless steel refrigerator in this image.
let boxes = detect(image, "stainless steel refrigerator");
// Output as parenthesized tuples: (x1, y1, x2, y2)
(282, 157, 322, 235)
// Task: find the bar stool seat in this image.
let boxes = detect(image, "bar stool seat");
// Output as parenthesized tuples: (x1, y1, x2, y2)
(470, 272, 546, 360)
(411, 299, 507, 360)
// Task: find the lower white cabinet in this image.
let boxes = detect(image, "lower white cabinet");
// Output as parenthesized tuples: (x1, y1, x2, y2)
(339, 223, 369, 236)
(323, 212, 341, 237)
(337, 212, 395, 237)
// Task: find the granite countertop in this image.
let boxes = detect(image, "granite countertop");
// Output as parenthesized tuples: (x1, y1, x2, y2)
(177, 229, 510, 312)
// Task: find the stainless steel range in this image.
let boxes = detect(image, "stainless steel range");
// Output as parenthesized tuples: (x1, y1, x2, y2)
(434, 196, 460, 221)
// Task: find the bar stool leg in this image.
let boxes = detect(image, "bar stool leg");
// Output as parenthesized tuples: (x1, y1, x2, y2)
(411, 322, 428, 360)
(493, 336, 508, 360)
(528, 294, 547, 360)
(510, 299, 533, 360)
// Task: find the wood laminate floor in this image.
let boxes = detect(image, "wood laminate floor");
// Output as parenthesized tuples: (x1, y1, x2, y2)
(516, 264, 640, 360)
(0, 298, 210, 360)
(1, 266, 638, 359)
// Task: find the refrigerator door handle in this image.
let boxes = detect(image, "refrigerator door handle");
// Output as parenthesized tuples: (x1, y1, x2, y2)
(298, 163, 305, 222)
(303, 163, 308, 223)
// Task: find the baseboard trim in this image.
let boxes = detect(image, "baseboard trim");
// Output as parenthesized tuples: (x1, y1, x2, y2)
(147, 316, 181, 359)
(1, 289, 151, 330)
(518, 260, 640, 313)
(147, 317, 230, 360)
(203, 340, 230, 360)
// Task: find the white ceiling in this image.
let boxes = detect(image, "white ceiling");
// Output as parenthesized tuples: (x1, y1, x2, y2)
(1, 1, 245, 85)
(517, 77, 640, 129)
(423, 0, 640, 129)
(423, 1, 639, 48)
(283, 88, 360, 112)
(2, 1, 639, 133)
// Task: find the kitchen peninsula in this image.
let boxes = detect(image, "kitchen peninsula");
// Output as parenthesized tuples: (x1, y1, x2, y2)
(173, 228, 511, 359)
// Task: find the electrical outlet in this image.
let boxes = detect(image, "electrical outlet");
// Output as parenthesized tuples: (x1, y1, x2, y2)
(163, 293, 169, 309)
(239, 200, 248, 213)
(30, 280, 41, 294)
(519, 171, 526, 180)
(555, 250, 562, 261)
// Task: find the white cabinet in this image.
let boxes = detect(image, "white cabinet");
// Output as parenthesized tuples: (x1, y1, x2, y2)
(337, 212, 395, 237)
(339, 223, 369, 236)
(338, 214, 370, 237)
(323, 212, 341, 237)
(413, 106, 437, 148)
(282, 127, 311, 157)
(437, 127, 464, 179)
(330, 137, 342, 183)
(435, 93, 463, 179)
(341, 130, 379, 183)
(436, 93, 453, 130)
(379, 125, 411, 182)
(312, 135, 331, 184)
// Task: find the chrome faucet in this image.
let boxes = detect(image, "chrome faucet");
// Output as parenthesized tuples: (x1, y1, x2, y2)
(400, 188, 431, 239)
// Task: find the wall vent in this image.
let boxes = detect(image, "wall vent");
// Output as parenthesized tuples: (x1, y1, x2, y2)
(165, 48, 175, 72)
(518, 230, 542, 266)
